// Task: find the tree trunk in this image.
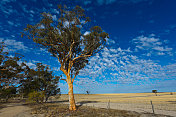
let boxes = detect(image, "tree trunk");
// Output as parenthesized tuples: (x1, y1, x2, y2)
(5, 95, 9, 102)
(45, 96, 48, 102)
(68, 81, 76, 110)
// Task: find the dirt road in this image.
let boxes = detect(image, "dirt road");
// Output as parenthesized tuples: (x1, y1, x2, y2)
(0, 103, 31, 117)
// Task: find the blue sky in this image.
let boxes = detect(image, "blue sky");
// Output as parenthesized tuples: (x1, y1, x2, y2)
(0, 0, 176, 94)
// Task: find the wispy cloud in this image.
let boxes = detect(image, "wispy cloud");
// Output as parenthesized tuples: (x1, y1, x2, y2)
(118, 0, 153, 4)
(96, 0, 116, 5)
(133, 35, 173, 56)
(79, 46, 160, 83)
(82, 0, 153, 6)
(0, 38, 29, 52)
(77, 34, 175, 91)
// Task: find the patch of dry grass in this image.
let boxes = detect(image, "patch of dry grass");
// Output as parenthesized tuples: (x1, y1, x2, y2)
(30, 103, 170, 117)
(59, 92, 176, 111)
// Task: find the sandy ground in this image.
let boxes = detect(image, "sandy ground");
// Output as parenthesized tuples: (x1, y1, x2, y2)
(0, 103, 31, 117)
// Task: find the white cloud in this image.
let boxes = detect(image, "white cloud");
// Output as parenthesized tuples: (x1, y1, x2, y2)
(119, 0, 153, 4)
(52, 15, 57, 21)
(0, 38, 28, 52)
(164, 63, 176, 78)
(83, 0, 92, 5)
(84, 31, 90, 36)
(152, 46, 172, 52)
(133, 35, 173, 56)
(53, 9, 59, 14)
(25, 62, 36, 69)
(78, 35, 176, 88)
(63, 21, 69, 28)
(83, 0, 152, 6)
(7, 21, 14, 26)
(55, 34, 176, 93)
(96, 0, 116, 5)
(106, 38, 116, 45)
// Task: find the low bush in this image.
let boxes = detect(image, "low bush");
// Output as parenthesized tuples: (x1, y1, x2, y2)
(27, 91, 45, 104)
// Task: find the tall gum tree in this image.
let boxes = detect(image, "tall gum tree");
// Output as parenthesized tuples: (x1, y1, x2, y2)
(0, 42, 25, 88)
(22, 5, 109, 110)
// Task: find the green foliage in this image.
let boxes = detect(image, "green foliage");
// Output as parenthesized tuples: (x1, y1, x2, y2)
(0, 43, 60, 102)
(22, 5, 109, 82)
(0, 42, 25, 102)
(86, 90, 90, 95)
(22, 5, 108, 109)
(152, 90, 157, 93)
(0, 86, 16, 102)
(0, 42, 25, 88)
(20, 63, 60, 101)
(152, 90, 157, 96)
(27, 91, 45, 103)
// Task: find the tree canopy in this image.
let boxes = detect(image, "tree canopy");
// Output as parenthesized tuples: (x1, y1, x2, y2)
(0, 42, 24, 88)
(22, 5, 108, 82)
(22, 5, 109, 110)
(20, 63, 60, 102)
(0, 42, 60, 102)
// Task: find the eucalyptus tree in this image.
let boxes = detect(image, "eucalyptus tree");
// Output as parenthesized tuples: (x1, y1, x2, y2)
(20, 63, 60, 102)
(0, 42, 24, 88)
(22, 5, 109, 110)
(0, 42, 25, 101)
(152, 90, 157, 96)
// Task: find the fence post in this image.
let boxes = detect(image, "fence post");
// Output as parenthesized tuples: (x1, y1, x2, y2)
(107, 99, 110, 109)
(150, 100, 155, 114)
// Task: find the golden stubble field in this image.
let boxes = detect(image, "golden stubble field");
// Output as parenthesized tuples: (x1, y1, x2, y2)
(59, 92, 176, 111)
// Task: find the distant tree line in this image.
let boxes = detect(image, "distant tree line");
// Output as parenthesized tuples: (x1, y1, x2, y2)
(0, 42, 60, 103)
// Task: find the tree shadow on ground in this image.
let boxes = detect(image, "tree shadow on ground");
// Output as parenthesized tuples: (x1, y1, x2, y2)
(167, 101, 176, 104)
(122, 95, 156, 98)
(47, 100, 69, 103)
(0, 103, 7, 110)
(76, 101, 100, 108)
(0, 102, 24, 112)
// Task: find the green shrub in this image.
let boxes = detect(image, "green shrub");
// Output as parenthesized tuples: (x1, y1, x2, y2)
(0, 87, 16, 102)
(27, 91, 45, 104)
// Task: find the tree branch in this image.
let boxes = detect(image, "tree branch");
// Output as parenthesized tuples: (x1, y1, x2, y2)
(60, 64, 68, 76)
(54, 54, 62, 63)
(72, 71, 79, 83)
(0, 69, 8, 71)
(72, 53, 92, 62)
(65, 41, 75, 60)
(61, 78, 66, 81)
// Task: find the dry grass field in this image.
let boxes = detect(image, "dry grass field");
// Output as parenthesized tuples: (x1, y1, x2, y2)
(0, 93, 175, 117)
(57, 92, 176, 116)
